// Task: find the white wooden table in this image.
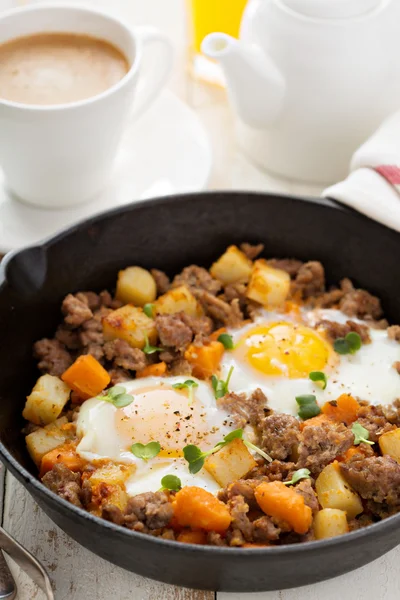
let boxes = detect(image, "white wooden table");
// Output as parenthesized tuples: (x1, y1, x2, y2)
(2, 1, 399, 598)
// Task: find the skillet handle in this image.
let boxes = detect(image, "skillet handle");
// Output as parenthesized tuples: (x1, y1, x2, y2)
(302, 194, 350, 212)
(0, 245, 48, 298)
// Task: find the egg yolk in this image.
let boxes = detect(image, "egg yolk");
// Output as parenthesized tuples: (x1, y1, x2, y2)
(115, 385, 220, 455)
(240, 321, 331, 378)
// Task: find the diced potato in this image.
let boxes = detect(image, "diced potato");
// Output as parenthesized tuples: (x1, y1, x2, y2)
(91, 483, 129, 513)
(155, 285, 203, 317)
(204, 438, 257, 487)
(379, 428, 400, 463)
(315, 461, 363, 519)
(210, 245, 252, 284)
(102, 304, 157, 349)
(116, 266, 157, 307)
(23, 375, 71, 426)
(89, 463, 136, 487)
(26, 417, 69, 467)
(246, 259, 290, 308)
(314, 509, 349, 540)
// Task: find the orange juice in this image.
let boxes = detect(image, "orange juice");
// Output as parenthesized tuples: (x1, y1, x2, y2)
(188, 0, 248, 53)
(187, 0, 248, 84)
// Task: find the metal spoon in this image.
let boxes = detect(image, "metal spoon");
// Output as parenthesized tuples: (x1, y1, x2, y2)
(0, 551, 16, 600)
(0, 527, 54, 600)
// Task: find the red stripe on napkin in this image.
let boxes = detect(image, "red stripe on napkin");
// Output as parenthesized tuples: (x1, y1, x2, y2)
(375, 165, 400, 185)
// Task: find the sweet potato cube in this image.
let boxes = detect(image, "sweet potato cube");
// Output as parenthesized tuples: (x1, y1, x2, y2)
(184, 341, 224, 379)
(102, 304, 157, 349)
(246, 260, 290, 308)
(322, 394, 360, 425)
(61, 354, 110, 400)
(23, 374, 71, 426)
(210, 245, 252, 284)
(173, 486, 231, 532)
(204, 438, 257, 487)
(136, 362, 167, 378)
(177, 530, 207, 545)
(40, 443, 85, 477)
(379, 428, 400, 463)
(255, 481, 312, 535)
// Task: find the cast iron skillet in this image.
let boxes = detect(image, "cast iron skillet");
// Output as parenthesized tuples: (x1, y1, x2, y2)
(0, 191, 399, 592)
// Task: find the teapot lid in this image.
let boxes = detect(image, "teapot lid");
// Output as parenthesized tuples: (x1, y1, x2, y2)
(282, 0, 381, 18)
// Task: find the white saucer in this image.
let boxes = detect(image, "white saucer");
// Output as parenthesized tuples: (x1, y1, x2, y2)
(0, 90, 212, 252)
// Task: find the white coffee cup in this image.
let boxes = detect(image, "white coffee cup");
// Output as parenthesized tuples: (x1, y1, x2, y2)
(0, 3, 173, 208)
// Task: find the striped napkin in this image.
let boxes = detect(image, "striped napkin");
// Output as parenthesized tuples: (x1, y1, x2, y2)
(323, 110, 400, 233)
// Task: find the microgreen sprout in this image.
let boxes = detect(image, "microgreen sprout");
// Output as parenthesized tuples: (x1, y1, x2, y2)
(143, 334, 163, 355)
(160, 474, 182, 492)
(99, 385, 133, 408)
(172, 380, 199, 404)
(131, 441, 161, 460)
(211, 366, 234, 400)
(352, 422, 374, 446)
(283, 468, 311, 486)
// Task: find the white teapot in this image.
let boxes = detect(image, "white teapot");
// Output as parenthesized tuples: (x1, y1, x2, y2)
(202, 0, 400, 184)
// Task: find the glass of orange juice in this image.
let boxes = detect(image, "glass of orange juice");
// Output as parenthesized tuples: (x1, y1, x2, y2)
(187, 0, 248, 85)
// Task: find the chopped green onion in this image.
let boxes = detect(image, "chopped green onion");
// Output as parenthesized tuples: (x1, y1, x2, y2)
(309, 371, 327, 390)
(346, 332, 362, 353)
(143, 303, 155, 319)
(217, 333, 234, 350)
(296, 394, 321, 420)
(334, 332, 362, 355)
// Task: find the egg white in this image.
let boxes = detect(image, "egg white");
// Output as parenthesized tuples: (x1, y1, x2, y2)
(125, 459, 221, 496)
(220, 308, 400, 416)
(76, 376, 235, 495)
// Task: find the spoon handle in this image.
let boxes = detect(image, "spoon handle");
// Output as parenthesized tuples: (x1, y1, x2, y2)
(0, 550, 16, 600)
(0, 527, 54, 600)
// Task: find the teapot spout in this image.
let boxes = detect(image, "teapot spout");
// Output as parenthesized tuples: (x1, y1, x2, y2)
(202, 33, 285, 128)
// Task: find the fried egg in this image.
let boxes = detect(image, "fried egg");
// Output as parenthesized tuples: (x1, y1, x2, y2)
(76, 376, 235, 494)
(220, 308, 400, 416)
